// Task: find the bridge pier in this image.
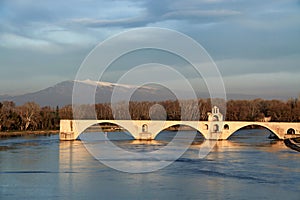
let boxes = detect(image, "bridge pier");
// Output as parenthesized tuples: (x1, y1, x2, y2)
(138, 132, 153, 140)
(60, 131, 76, 140)
(60, 120, 76, 140)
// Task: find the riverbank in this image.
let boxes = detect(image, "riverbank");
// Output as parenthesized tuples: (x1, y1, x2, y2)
(0, 130, 59, 138)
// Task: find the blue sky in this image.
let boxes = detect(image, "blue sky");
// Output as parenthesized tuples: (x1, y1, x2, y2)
(0, 0, 299, 98)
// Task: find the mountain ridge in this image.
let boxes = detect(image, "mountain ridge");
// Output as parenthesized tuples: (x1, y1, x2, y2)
(0, 80, 178, 107)
(0, 80, 287, 107)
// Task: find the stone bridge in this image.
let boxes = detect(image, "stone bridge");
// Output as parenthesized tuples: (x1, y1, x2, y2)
(60, 106, 300, 141)
(60, 119, 300, 141)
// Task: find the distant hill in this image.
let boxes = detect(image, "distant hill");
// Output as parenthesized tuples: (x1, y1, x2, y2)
(0, 80, 179, 107)
(0, 81, 74, 107)
(0, 80, 285, 107)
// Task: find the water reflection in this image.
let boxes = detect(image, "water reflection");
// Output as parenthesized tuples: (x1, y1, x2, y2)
(209, 140, 287, 152)
(58, 129, 293, 175)
(1, 129, 299, 199)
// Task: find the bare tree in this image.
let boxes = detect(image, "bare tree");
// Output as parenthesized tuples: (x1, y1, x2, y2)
(18, 102, 41, 130)
(59, 105, 73, 119)
(0, 101, 17, 131)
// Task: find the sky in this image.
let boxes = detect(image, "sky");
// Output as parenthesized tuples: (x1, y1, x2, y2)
(0, 0, 299, 99)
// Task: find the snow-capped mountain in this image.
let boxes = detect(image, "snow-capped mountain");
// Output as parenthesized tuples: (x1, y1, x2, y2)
(0, 80, 177, 107)
(0, 79, 267, 107)
(76, 79, 153, 90)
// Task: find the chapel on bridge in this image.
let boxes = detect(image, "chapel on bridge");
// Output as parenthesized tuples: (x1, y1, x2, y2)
(208, 106, 223, 122)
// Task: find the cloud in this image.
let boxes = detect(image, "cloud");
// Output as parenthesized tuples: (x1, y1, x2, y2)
(163, 9, 241, 20)
(216, 54, 300, 77)
(69, 0, 243, 28)
(0, 0, 299, 97)
(223, 72, 300, 97)
(0, 32, 61, 53)
(35, 26, 98, 47)
(72, 17, 149, 28)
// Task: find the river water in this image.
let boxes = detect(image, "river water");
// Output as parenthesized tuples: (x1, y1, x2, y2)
(0, 129, 299, 200)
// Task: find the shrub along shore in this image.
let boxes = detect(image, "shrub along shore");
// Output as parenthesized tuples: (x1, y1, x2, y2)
(0, 130, 58, 138)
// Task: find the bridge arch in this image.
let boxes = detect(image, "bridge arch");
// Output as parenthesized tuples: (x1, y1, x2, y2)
(212, 115, 219, 121)
(142, 124, 148, 132)
(151, 121, 208, 140)
(287, 128, 295, 135)
(153, 123, 205, 140)
(72, 120, 139, 140)
(84, 122, 134, 139)
(224, 124, 229, 130)
(213, 124, 219, 132)
(226, 123, 280, 140)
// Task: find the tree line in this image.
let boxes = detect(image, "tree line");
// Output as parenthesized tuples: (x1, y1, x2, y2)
(1, 98, 300, 131)
(0, 101, 60, 131)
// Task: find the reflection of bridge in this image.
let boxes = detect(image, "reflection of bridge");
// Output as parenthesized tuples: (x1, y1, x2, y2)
(60, 106, 300, 141)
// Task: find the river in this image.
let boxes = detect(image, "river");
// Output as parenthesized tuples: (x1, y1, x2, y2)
(0, 129, 299, 199)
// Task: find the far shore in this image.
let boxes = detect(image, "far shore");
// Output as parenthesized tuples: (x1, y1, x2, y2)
(0, 130, 59, 138)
